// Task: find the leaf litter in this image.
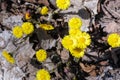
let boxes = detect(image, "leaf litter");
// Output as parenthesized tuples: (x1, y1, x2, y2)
(0, 0, 120, 80)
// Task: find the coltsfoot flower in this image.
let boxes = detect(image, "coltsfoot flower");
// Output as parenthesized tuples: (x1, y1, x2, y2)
(2, 50, 15, 64)
(36, 49, 47, 62)
(68, 17, 82, 29)
(61, 35, 77, 50)
(22, 22, 34, 35)
(69, 29, 81, 36)
(70, 47, 85, 58)
(39, 24, 54, 30)
(77, 32, 91, 49)
(40, 6, 49, 15)
(12, 26, 23, 38)
(56, 0, 70, 10)
(36, 69, 51, 80)
(107, 33, 120, 48)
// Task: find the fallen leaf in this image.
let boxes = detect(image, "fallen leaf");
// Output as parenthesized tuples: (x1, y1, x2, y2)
(24, 0, 49, 6)
(80, 62, 96, 73)
(103, 21, 120, 33)
(60, 48, 69, 60)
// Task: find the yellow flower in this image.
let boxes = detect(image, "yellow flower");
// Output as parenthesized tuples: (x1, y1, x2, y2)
(77, 32, 91, 49)
(39, 24, 54, 30)
(68, 17, 82, 29)
(36, 69, 50, 80)
(12, 26, 23, 38)
(22, 22, 34, 35)
(56, 0, 70, 10)
(36, 49, 47, 62)
(61, 35, 77, 50)
(2, 50, 15, 64)
(25, 12, 31, 20)
(70, 47, 85, 58)
(69, 29, 81, 36)
(107, 33, 120, 48)
(40, 6, 48, 15)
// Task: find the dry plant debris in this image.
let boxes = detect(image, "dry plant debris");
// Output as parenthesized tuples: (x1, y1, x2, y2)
(0, 0, 120, 80)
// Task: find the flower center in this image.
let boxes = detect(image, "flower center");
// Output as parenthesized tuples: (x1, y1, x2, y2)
(40, 74, 46, 80)
(74, 20, 79, 24)
(73, 48, 82, 53)
(112, 37, 118, 43)
(25, 26, 29, 30)
(79, 37, 86, 43)
(67, 39, 73, 46)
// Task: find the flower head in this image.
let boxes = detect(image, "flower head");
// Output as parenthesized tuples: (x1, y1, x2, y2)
(36, 69, 50, 80)
(77, 32, 91, 49)
(40, 6, 48, 15)
(2, 50, 15, 64)
(70, 47, 85, 58)
(69, 29, 81, 36)
(107, 33, 120, 48)
(39, 24, 54, 30)
(68, 17, 82, 29)
(12, 26, 23, 38)
(25, 12, 31, 20)
(61, 35, 77, 50)
(22, 22, 34, 35)
(36, 49, 47, 62)
(56, 0, 70, 10)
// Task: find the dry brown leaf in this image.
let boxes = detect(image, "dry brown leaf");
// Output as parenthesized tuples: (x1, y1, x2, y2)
(89, 70, 97, 76)
(24, 0, 49, 6)
(80, 62, 96, 73)
(103, 21, 120, 33)
(60, 48, 69, 60)
(1, 1, 7, 11)
(99, 61, 108, 66)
